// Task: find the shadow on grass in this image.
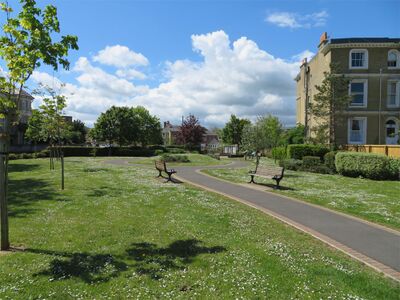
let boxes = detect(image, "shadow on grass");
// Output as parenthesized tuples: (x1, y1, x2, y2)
(86, 185, 124, 197)
(8, 163, 41, 173)
(28, 249, 128, 283)
(8, 178, 67, 218)
(30, 239, 226, 283)
(126, 239, 226, 280)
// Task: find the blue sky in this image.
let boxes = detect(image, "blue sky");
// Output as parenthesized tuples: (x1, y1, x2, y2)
(3, 0, 400, 127)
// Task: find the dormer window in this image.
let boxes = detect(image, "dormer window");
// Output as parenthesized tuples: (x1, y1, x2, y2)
(388, 50, 399, 68)
(349, 49, 368, 69)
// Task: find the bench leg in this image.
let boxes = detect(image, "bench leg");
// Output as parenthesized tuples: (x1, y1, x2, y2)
(166, 172, 173, 182)
(157, 170, 163, 178)
(248, 175, 255, 184)
(274, 178, 281, 189)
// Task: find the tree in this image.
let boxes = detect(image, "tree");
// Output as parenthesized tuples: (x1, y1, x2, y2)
(91, 106, 162, 151)
(91, 106, 138, 153)
(132, 106, 162, 146)
(241, 115, 284, 152)
(69, 119, 87, 144)
(280, 124, 305, 145)
(27, 84, 71, 188)
(256, 114, 283, 149)
(307, 64, 351, 148)
(221, 114, 251, 146)
(177, 114, 206, 150)
(0, 0, 78, 250)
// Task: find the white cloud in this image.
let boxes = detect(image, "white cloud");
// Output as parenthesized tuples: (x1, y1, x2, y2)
(266, 10, 328, 29)
(116, 68, 147, 80)
(30, 32, 305, 128)
(291, 50, 315, 62)
(93, 45, 149, 68)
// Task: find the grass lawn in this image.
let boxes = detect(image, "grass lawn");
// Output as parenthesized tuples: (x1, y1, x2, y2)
(0, 157, 399, 299)
(132, 153, 232, 166)
(203, 158, 400, 230)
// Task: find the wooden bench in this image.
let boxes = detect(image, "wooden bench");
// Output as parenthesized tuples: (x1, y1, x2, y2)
(248, 163, 285, 189)
(155, 160, 177, 182)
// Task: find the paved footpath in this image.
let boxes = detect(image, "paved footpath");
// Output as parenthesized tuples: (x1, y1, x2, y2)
(174, 161, 400, 281)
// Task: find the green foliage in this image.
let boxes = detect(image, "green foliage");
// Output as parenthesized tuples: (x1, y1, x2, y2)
(160, 153, 190, 163)
(91, 106, 162, 147)
(221, 114, 251, 145)
(69, 119, 87, 144)
(280, 124, 305, 145)
(287, 144, 330, 160)
(60, 146, 156, 157)
(302, 156, 321, 168)
(154, 149, 164, 156)
(335, 152, 394, 180)
(324, 151, 337, 173)
(166, 148, 186, 154)
(307, 64, 351, 147)
(0, 0, 78, 121)
(241, 115, 284, 152)
(279, 159, 303, 171)
(271, 146, 286, 161)
(27, 85, 71, 147)
(388, 158, 400, 180)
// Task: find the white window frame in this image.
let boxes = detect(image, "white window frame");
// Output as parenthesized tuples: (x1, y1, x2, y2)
(387, 80, 400, 108)
(388, 49, 400, 69)
(349, 79, 368, 108)
(348, 117, 367, 145)
(349, 49, 368, 69)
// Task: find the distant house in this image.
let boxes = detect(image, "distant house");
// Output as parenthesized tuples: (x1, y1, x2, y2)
(0, 89, 34, 147)
(296, 32, 400, 145)
(162, 121, 181, 145)
(201, 131, 220, 152)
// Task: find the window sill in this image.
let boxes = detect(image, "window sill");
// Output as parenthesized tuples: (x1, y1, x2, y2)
(349, 66, 368, 70)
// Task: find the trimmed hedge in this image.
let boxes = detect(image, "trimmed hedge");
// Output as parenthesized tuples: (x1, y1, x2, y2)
(302, 156, 321, 168)
(388, 158, 400, 180)
(324, 151, 337, 173)
(335, 152, 398, 180)
(287, 144, 330, 160)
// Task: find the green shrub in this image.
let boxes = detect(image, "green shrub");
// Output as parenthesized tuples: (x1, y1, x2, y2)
(324, 151, 337, 173)
(388, 158, 400, 180)
(154, 149, 164, 156)
(160, 153, 190, 163)
(279, 159, 303, 171)
(167, 148, 186, 154)
(287, 144, 330, 160)
(37, 150, 50, 158)
(20, 153, 32, 159)
(302, 156, 321, 168)
(8, 153, 18, 160)
(335, 152, 392, 180)
(271, 147, 286, 162)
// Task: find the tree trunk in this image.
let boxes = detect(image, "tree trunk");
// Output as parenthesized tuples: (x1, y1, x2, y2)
(61, 150, 64, 190)
(0, 118, 10, 250)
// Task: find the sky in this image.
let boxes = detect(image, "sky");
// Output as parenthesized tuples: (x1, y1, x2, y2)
(2, 0, 400, 128)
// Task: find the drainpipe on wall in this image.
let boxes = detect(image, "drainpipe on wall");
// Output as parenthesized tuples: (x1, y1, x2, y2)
(378, 68, 382, 144)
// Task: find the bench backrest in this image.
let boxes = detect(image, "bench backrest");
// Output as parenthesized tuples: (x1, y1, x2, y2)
(155, 160, 167, 171)
(255, 166, 284, 178)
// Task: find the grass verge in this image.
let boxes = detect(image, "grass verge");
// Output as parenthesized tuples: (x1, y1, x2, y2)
(203, 158, 400, 230)
(0, 157, 398, 299)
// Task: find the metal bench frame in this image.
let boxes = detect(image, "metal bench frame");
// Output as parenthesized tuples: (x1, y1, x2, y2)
(248, 161, 285, 189)
(155, 160, 177, 182)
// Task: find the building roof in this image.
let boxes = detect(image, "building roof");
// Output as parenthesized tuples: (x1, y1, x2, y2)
(330, 37, 400, 44)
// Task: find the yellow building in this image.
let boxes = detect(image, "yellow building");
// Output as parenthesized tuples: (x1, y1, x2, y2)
(296, 33, 400, 145)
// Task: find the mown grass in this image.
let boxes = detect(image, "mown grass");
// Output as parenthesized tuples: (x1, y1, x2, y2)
(133, 153, 231, 166)
(0, 157, 399, 299)
(203, 157, 400, 230)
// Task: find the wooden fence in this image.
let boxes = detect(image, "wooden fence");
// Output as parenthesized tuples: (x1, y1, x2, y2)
(344, 145, 400, 158)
